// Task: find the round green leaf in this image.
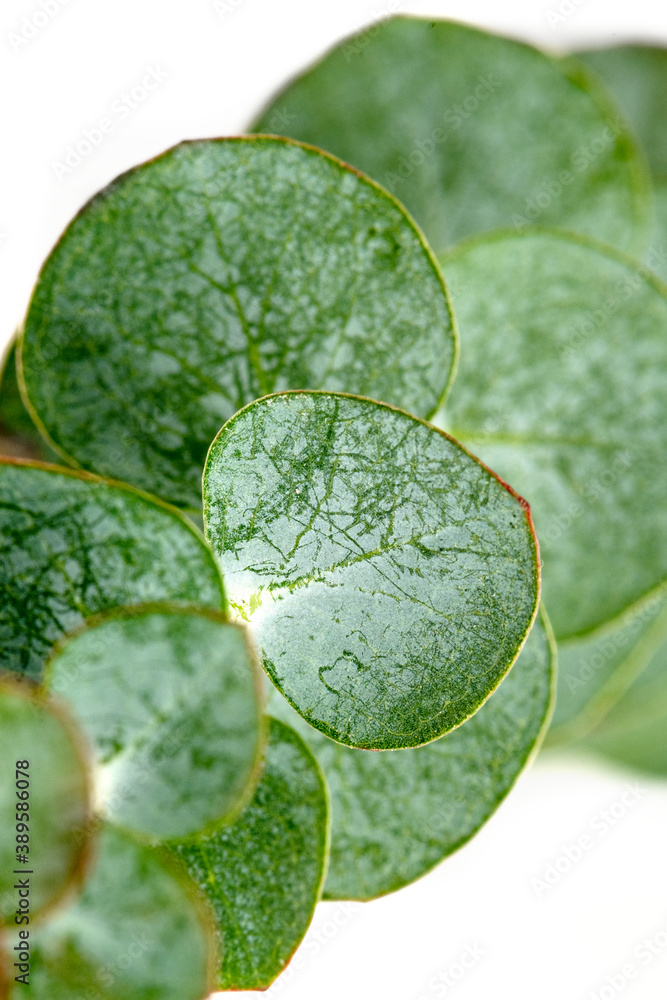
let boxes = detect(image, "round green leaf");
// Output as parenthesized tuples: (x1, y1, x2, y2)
(436, 229, 667, 639)
(253, 16, 649, 255)
(269, 606, 554, 900)
(547, 583, 667, 744)
(171, 717, 329, 991)
(0, 460, 224, 681)
(0, 679, 91, 925)
(43, 605, 264, 841)
(13, 824, 215, 1000)
(0, 342, 57, 463)
(203, 391, 540, 750)
(20, 136, 456, 509)
(576, 45, 667, 177)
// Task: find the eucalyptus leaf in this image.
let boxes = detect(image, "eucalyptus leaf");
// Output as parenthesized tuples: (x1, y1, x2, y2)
(20, 136, 456, 509)
(43, 605, 264, 841)
(0, 342, 57, 462)
(435, 229, 667, 640)
(574, 45, 667, 283)
(172, 717, 329, 991)
(579, 609, 667, 776)
(203, 391, 540, 750)
(0, 679, 91, 924)
(269, 605, 554, 900)
(576, 45, 667, 177)
(546, 583, 667, 743)
(253, 16, 649, 255)
(0, 460, 224, 680)
(15, 824, 215, 1000)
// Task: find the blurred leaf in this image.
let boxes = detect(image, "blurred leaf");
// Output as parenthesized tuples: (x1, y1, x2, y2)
(435, 230, 667, 640)
(269, 606, 554, 900)
(253, 16, 649, 254)
(547, 583, 667, 743)
(203, 391, 540, 749)
(43, 605, 264, 841)
(172, 717, 329, 990)
(0, 460, 224, 680)
(575, 46, 667, 284)
(20, 137, 456, 509)
(577, 45, 667, 177)
(15, 824, 215, 1000)
(0, 679, 91, 924)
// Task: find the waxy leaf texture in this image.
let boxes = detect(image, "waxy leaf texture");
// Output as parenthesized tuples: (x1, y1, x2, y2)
(204, 391, 540, 749)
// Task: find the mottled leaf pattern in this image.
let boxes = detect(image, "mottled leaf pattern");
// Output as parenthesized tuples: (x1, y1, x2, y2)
(436, 230, 667, 640)
(172, 718, 329, 990)
(20, 137, 456, 508)
(43, 606, 264, 840)
(269, 606, 554, 899)
(18, 824, 215, 1000)
(204, 391, 540, 749)
(254, 16, 649, 254)
(0, 460, 224, 680)
(0, 679, 91, 924)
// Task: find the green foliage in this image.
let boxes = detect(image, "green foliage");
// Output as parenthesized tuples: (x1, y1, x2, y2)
(0, 343, 57, 462)
(16, 824, 215, 1000)
(20, 137, 456, 508)
(269, 606, 554, 900)
(43, 605, 264, 840)
(0, 679, 91, 924)
(172, 717, 330, 990)
(435, 229, 667, 640)
(0, 460, 224, 680)
(5, 15, 667, 996)
(204, 391, 540, 749)
(253, 16, 649, 255)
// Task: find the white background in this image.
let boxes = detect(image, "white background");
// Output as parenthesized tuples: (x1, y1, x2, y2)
(3, 1, 667, 998)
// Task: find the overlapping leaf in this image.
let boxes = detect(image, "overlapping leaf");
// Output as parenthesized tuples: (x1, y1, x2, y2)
(253, 16, 649, 255)
(43, 606, 264, 840)
(577, 45, 667, 176)
(172, 717, 329, 990)
(435, 230, 667, 641)
(16, 824, 215, 1000)
(0, 342, 56, 462)
(20, 136, 456, 508)
(580, 608, 667, 775)
(547, 583, 667, 743)
(269, 606, 554, 900)
(0, 679, 91, 924)
(0, 460, 224, 680)
(204, 391, 540, 750)
(575, 46, 667, 284)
